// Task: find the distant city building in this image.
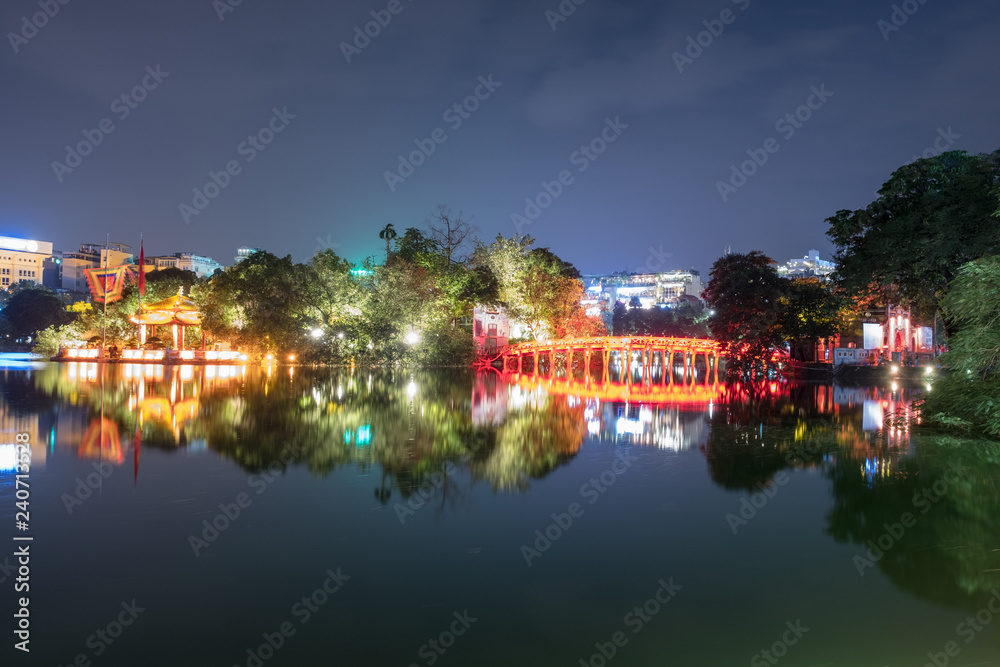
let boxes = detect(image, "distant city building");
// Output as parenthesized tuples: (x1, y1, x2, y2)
(0, 236, 54, 289)
(148, 252, 225, 278)
(61, 242, 134, 293)
(235, 247, 261, 263)
(583, 270, 703, 309)
(777, 249, 834, 280)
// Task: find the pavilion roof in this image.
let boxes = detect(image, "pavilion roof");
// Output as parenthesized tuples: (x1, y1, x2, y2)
(141, 288, 200, 312)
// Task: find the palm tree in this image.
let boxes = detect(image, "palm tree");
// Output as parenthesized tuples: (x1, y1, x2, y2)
(378, 224, 397, 262)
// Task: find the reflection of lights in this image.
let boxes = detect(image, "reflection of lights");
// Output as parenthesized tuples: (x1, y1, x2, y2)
(891, 381, 898, 391)
(407, 381, 417, 398)
(0, 444, 19, 473)
(616, 418, 644, 436)
(926, 383, 932, 392)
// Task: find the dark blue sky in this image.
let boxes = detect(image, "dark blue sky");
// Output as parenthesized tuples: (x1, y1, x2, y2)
(2, 0, 998, 274)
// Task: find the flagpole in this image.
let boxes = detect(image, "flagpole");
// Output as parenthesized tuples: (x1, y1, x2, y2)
(102, 234, 108, 353)
(137, 233, 143, 347)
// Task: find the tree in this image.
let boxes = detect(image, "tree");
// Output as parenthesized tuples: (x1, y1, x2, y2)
(780, 278, 841, 361)
(703, 251, 787, 378)
(921, 255, 1000, 434)
(378, 223, 397, 262)
(198, 251, 312, 357)
(0, 286, 74, 343)
(827, 149, 1000, 332)
(427, 206, 476, 271)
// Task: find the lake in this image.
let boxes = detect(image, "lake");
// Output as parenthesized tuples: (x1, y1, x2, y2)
(1, 361, 998, 666)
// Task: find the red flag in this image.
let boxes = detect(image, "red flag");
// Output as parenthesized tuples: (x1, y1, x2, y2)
(138, 240, 146, 296)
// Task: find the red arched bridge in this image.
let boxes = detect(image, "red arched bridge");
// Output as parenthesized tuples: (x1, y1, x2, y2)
(500, 336, 723, 386)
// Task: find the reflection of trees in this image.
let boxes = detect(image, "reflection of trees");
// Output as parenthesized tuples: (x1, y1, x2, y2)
(470, 397, 585, 491)
(28, 365, 586, 497)
(702, 383, 840, 491)
(827, 436, 1000, 610)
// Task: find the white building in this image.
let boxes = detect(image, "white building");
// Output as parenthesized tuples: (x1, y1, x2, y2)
(0, 236, 54, 289)
(583, 270, 703, 309)
(149, 253, 225, 278)
(777, 250, 835, 280)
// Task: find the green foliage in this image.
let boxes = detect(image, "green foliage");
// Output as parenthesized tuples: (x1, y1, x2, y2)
(33, 322, 87, 356)
(0, 285, 75, 344)
(612, 300, 709, 338)
(922, 255, 1000, 435)
(703, 251, 787, 378)
(780, 278, 841, 360)
(827, 149, 1000, 324)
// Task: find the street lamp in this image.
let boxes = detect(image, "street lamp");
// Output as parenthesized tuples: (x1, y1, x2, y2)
(404, 330, 420, 345)
(310, 328, 323, 339)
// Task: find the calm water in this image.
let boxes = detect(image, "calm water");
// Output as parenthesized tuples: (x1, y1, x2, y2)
(1, 361, 998, 666)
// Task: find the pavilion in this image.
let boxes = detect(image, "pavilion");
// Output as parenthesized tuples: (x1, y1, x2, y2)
(130, 288, 204, 350)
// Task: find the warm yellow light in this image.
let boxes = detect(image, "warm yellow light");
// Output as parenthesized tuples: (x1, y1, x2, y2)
(288, 354, 296, 362)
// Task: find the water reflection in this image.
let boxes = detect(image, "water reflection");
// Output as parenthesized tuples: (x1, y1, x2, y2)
(3, 363, 999, 618)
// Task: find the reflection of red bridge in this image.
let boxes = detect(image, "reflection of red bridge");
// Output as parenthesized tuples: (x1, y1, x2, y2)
(510, 372, 725, 405)
(501, 336, 723, 387)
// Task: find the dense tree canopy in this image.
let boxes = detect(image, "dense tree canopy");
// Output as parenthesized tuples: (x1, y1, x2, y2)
(0, 286, 74, 344)
(826, 149, 1000, 327)
(703, 251, 787, 377)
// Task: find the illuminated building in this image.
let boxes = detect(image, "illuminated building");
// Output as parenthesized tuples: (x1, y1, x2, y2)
(582, 270, 703, 309)
(776, 249, 834, 280)
(0, 235, 54, 289)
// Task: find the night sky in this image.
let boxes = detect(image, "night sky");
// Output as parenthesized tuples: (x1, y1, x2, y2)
(2, 0, 998, 275)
